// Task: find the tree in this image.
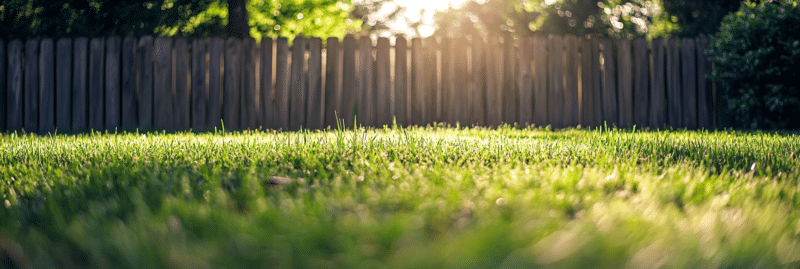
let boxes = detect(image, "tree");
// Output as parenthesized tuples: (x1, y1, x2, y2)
(652, 0, 742, 37)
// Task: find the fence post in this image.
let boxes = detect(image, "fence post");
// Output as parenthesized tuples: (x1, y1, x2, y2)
(666, 36, 681, 128)
(533, 34, 548, 127)
(548, 35, 564, 128)
(375, 37, 391, 127)
(191, 38, 207, 131)
(616, 38, 632, 128)
(451, 37, 469, 126)
(633, 37, 649, 128)
(290, 36, 307, 130)
(579, 36, 594, 127)
(7, 40, 23, 132)
(89, 37, 105, 131)
(394, 36, 408, 127)
(650, 38, 666, 129)
(154, 36, 173, 131)
(696, 35, 712, 129)
(121, 37, 137, 130)
(39, 38, 55, 134)
(223, 37, 240, 130)
(324, 37, 341, 128)
(340, 35, 357, 128)
(173, 37, 190, 131)
(486, 35, 502, 127)
(503, 34, 517, 125)
(208, 37, 222, 130)
(410, 38, 424, 126)
(275, 37, 291, 130)
(25, 39, 40, 133)
(261, 37, 274, 129)
(517, 36, 533, 127)
(137, 36, 154, 130)
(601, 38, 617, 127)
(73, 38, 89, 131)
(564, 35, 580, 127)
(308, 37, 324, 129)
(242, 37, 258, 130)
(471, 36, 486, 126)
(105, 36, 121, 131)
(424, 37, 439, 125)
(681, 38, 697, 129)
(356, 36, 373, 127)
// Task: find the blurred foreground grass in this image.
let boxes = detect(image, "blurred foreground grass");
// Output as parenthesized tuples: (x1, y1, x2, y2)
(1, 126, 800, 268)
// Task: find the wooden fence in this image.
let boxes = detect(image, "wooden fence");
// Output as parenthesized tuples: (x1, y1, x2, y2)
(0, 34, 720, 133)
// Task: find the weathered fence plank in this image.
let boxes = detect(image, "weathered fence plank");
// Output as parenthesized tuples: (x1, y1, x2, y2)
(261, 37, 275, 129)
(289, 36, 307, 130)
(105, 36, 121, 130)
(533, 35, 548, 127)
(39, 38, 55, 133)
(137, 36, 154, 130)
(154, 36, 173, 130)
(223, 37, 240, 130)
(357, 36, 374, 127)
(72, 38, 89, 130)
(471, 36, 486, 126)
(7, 40, 23, 132)
(517, 37, 533, 126)
(191, 38, 207, 131)
(394, 36, 408, 126)
(121, 37, 137, 130)
(616, 38, 633, 128)
(681, 38, 697, 129)
(324, 37, 341, 128)
(424, 37, 439, 124)
(208, 37, 222, 129)
(375, 37, 391, 127)
(503, 35, 517, 125)
(564, 35, 580, 127)
(633, 37, 649, 128)
(174, 37, 190, 131)
(666, 36, 681, 128)
(486, 36, 502, 127)
(650, 38, 666, 129)
(242, 38, 258, 130)
(308, 37, 323, 129)
(25, 40, 40, 133)
(591, 37, 603, 127)
(441, 37, 453, 124)
(579, 37, 594, 127)
(452, 37, 469, 125)
(410, 38, 425, 126)
(601, 38, 617, 126)
(548, 35, 564, 128)
(696, 35, 711, 129)
(275, 37, 291, 129)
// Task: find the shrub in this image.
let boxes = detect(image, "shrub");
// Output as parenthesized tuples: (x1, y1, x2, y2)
(707, 0, 800, 129)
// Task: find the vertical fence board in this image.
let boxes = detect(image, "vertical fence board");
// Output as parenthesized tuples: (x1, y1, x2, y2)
(137, 36, 154, 130)
(666, 36, 681, 128)
(261, 37, 275, 129)
(517, 37, 533, 126)
(154, 37, 173, 130)
(191, 38, 207, 131)
(601, 38, 617, 126)
(565, 35, 580, 127)
(633, 38, 649, 128)
(471, 36, 486, 126)
(275, 37, 291, 129)
(696, 35, 711, 129)
(486, 36, 502, 127)
(25, 40, 40, 133)
(394, 36, 408, 126)
(579, 37, 594, 127)
(616, 38, 632, 128)
(340, 36, 357, 128)
(0, 40, 4, 131)
(242, 38, 258, 129)
(410, 38, 425, 126)
(72, 38, 89, 130)
(357, 36, 374, 127)
(424, 37, 439, 124)
(39, 39, 55, 133)
(121, 37, 137, 130)
(324, 37, 341, 128)
(503, 35, 517, 125)
(533, 35, 548, 127)
(375, 37, 391, 127)
(650, 38, 666, 129)
(172, 37, 189, 131)
(548, 35, 564, 128)
(208, 37, 222, 129)
(289, 36, 307, 130)
(105, 36, 121, 130)
(7, 41, 23, 132)
(308, 37, 323, 129)
(441, 37, 453, 124)
(223, 38, 240, 130)
(591, 37, 603, 127)
(452, 37, 469, 125)
(682, 38, 697, 129)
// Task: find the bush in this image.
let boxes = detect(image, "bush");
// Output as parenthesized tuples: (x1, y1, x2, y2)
(707, 0, 800, 129)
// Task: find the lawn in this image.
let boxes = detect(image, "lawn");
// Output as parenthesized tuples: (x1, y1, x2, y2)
(1, 125, 799, 268)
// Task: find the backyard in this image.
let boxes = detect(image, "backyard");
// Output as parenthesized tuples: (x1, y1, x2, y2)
(2, 125, 799, 268)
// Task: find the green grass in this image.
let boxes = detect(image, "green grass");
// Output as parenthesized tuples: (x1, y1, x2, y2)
(1, 125, 800, 268)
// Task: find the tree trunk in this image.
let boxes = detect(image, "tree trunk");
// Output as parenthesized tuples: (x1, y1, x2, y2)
(227, 0, 250, 38)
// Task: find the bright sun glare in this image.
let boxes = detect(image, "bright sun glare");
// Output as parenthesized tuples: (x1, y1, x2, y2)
(385, 0, 473, 37)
